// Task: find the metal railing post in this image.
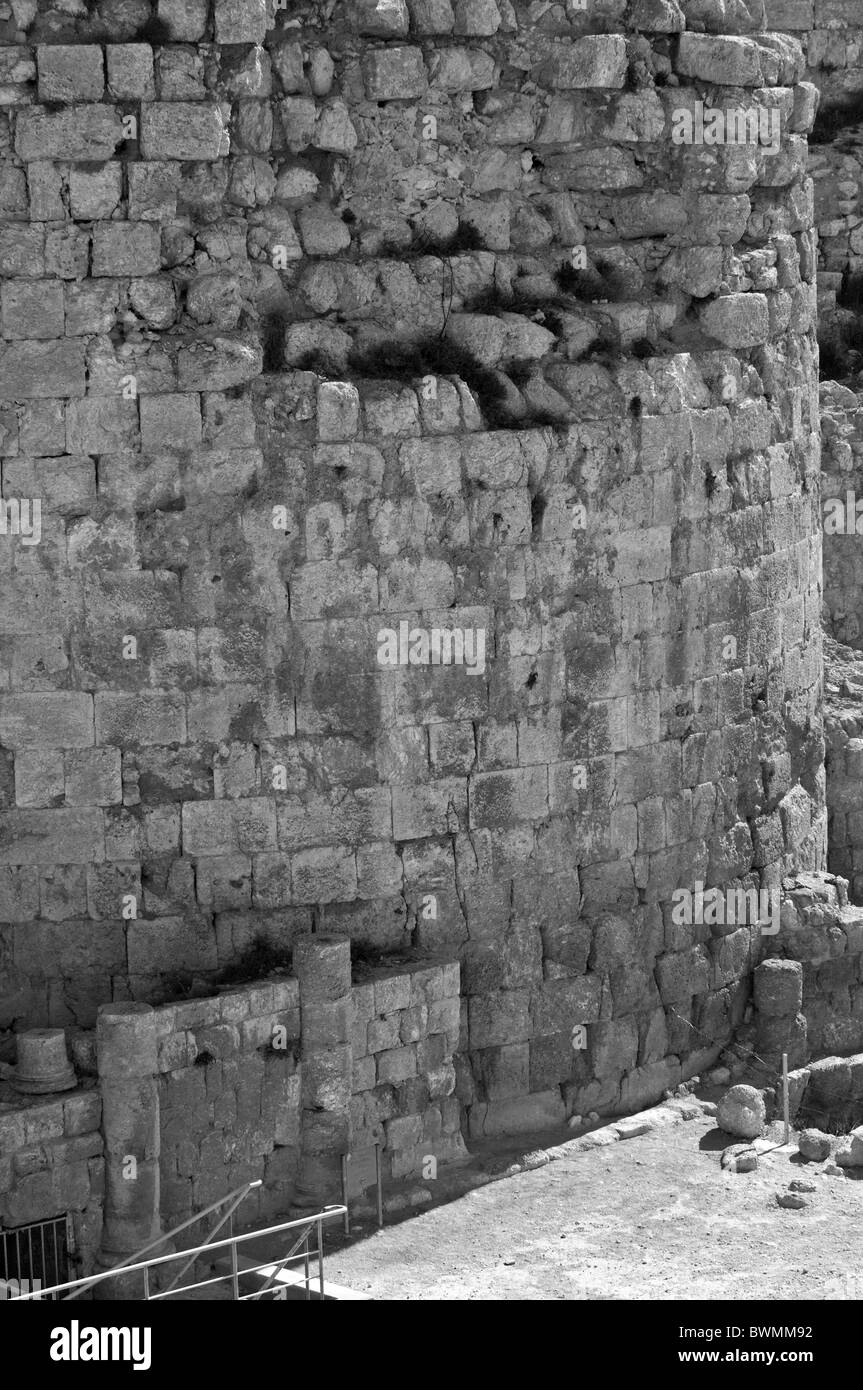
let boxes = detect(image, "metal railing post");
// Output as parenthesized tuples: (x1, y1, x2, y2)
(782, 1051, 791, 1144)
(229, 1213, 240, 1301)
(340, 1153, 350, 1236)
(375, 1142, 383, 1229)
(5, 1196, 347, 1302)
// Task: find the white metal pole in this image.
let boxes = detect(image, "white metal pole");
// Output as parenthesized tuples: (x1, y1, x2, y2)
(782, 1051, 790, 1145)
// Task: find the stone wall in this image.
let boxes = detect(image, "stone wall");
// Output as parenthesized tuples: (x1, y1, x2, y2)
(750, 871, 863, 1066)
(157, 953, 462, 1225)
(821, 382, 863, 647)
(0, 1085, 103, 1279)
(775, 1049, 863, 1129)
(350, 956, 462, 1182)
(1, 950, 461, 1286)
(824, 636, 863, 901)
(155, 976, 302, 1232)
(0, 2, 825, 1135)
(767, 0, 863, 308)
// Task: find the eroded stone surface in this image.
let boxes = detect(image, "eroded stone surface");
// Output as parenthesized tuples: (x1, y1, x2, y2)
(0, 0, 832, 1212)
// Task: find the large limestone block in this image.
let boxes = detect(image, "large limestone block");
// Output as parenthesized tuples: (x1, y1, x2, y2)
(37, 45, 104, 102)
(214, 0, 267, 43)
(546, 36, 628, 89)
(140, 103, 229, 160)
(15, 106, 124, 162)
(361, 47, 427, 100)
(700, 293, 770, 348)
(753, 958, 803, 1017)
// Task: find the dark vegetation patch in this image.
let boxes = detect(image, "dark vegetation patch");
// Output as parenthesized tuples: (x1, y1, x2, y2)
(378, 223, 485, 259)
(553, 259, 627, 302)
(216, 935, 293, 987)
(819, 321, 863, 381)
(506, 359, 537, 387)
(631, 336, 655, 359)
(460, 285, 566, 335)
(347, 336, 565, 431)
(134, 15, 173, 44)
(530, 492, 547, 539)
(261, 306, 290, 372)
(837, 270, 863, 313)
(350, 940, 420, 983)
(809, 92, 863, 145)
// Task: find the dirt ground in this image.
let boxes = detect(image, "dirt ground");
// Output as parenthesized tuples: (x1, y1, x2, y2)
(327, 1114, 863, 1301)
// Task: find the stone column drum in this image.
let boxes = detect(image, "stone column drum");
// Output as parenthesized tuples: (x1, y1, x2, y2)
(292, 936, 353, 1214)
(95, 1002, 161, 1299)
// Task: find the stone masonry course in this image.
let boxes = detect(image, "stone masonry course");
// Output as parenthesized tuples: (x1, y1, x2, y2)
(0, 0, 829, 1156)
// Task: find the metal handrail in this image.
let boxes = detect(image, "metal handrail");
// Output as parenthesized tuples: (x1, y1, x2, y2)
(57, 1178, 265, 1301)
(153, 1182, 253, 1298)
(10, 1196, 348, 1302)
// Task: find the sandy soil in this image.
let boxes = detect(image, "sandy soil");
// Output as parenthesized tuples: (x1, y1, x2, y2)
(327, 1116, 863, 1300)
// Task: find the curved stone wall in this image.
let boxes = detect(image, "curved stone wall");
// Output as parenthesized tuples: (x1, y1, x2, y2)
(0, 0, 824, 1127)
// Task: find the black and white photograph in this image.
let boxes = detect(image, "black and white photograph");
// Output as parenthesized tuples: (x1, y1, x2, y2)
(0, 0, 860, 1361)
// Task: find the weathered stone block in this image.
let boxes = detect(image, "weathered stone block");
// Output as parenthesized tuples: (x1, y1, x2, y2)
(352, 1055, 376, 1093)
(367, 1014, 401, 1053)
(0, 809, 105, 865)
(291, 847, 357, 904)
(806, 1058, 851, 1107)
(468, 1089, 565, 1137)
(69, 164, 123, 220)
(175, 337, 261, 391)
(214, 0, 267, 43)
(427, 48, 495, 90)
(676, 34, 763, 87)
(409, 0, 455, 30)
(302, 1046, 351, 1110)
(0, 693, 93, 749)
(140, 103, 229, 160)
(65, 399, 140, 455)
(156, 0, 209, 37)
(475, 1041, 529, 1099)
(128, 163, 181, 222)
(0, 226, 43, 278)
(468, 990, 530, 1048)
(361, 47, 427, 100)
(317, 381, 359, 441)
(301, 997, 351, 1049)
(92, 223, 161, 278)
(0, 340, 85, 399)
(546, 35, 628, 89)
(427, 996, 460, 1036)
(531, 977, 602, 1035)
(139, 394, 202, 452)
(377, 1045, 417, 1085)
(1, 280, 64, 340)
(15, 107, 124, 162)
(453, 0, 500, 34)
(96, 695, 186, 749)
(107, 45, 156, 101)
(374, 973, 412, 1015)
(753, 958, 803, 1017)
(353, 0, 410, 34)
(37, 46, 104, 102)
